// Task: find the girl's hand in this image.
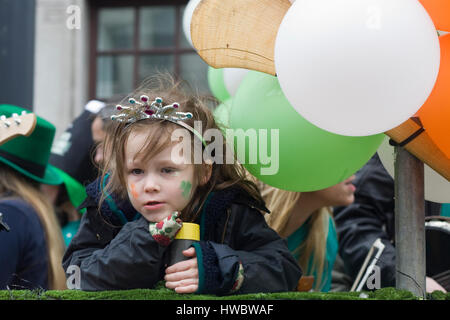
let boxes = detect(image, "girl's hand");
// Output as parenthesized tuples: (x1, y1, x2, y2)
(164, 247, 198, 293)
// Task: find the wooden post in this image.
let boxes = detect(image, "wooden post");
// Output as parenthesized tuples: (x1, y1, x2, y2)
(394, 146, 426, 298)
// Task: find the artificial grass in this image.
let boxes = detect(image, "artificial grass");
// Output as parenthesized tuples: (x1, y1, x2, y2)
(0, 286, 449, 300)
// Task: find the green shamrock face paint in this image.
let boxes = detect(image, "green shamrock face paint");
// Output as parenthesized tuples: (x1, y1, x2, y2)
(180, 180, 192, 199)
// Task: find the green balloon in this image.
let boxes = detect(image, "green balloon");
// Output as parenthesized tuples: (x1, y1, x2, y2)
(230, 71, 385, 191)
(213, 98, 233, 130)
(207, 67, 230, 102)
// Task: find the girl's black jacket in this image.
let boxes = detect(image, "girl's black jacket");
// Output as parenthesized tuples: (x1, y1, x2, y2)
(62, 179, 302, 295)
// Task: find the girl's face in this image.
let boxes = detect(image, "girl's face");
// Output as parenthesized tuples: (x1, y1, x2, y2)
(313, 175, 356, 207)
(124, 130, 197, 222)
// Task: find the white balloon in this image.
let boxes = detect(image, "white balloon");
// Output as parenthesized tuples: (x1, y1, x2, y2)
(377, 136, 450, 203)
(183, 0, 202, 48)
(223, 68, 249, 97)
(275, 0, 440, 136)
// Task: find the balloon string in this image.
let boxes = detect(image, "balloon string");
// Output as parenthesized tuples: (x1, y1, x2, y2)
(389, 127, 425, 148)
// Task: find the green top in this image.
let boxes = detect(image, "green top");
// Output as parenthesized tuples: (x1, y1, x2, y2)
(193, 191, 214, 293)
(441, 203, 450, 217)
(287, 215, 338, 292)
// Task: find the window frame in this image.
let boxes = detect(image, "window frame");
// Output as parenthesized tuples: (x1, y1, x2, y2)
(88, 0, 192, 100)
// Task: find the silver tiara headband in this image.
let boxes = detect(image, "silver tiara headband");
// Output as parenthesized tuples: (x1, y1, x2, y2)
(111, 96, 206, 147)
(111, 95, 193, 123)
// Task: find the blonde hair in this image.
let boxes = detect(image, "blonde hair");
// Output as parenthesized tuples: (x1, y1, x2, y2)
(101, 73, 264, 222)
(261, 185, 331, 291)
(0, 166, 67, 290)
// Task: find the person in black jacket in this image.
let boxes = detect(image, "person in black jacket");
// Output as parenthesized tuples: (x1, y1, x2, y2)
(333, 153, 446, 292)
(0, 104, 67, 290)
(62, 75, 302, 294)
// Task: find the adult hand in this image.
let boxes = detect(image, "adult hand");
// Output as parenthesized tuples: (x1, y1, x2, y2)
(426, 276, 447, 293)
(165, 247, 199, 293)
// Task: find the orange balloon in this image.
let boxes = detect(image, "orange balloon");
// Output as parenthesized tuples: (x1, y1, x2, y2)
(417, 34, 450, 159)
(419, 0, 450, 31)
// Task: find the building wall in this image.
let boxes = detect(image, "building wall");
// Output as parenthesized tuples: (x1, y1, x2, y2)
(33, 0, 89, 138)
(0, 0, 36, 110)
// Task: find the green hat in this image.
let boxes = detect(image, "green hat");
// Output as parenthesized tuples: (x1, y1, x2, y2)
(52, 166, 87, 208)
(0, 104, 63, 185)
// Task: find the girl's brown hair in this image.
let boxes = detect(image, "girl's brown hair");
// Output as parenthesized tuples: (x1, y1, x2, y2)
(100, 73, 263, 222)
(0, 166, 67, 290)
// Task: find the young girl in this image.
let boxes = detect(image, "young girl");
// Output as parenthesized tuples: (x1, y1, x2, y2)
(62, 75, 302, 294)
(260, 177, 356, 292)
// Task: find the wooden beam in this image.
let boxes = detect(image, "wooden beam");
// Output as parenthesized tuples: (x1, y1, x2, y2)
(386, 117, 450, 181)
(191, 0, 291, 75)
